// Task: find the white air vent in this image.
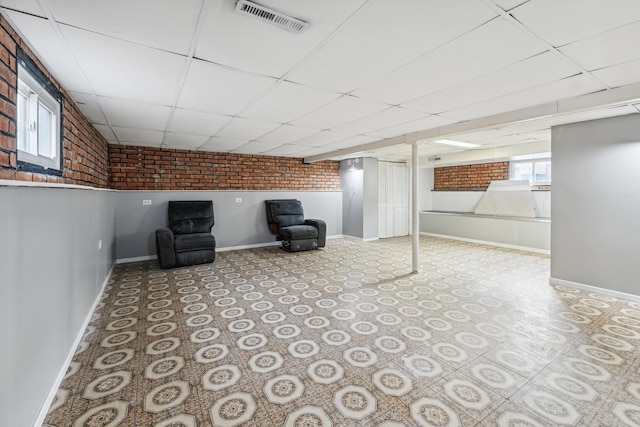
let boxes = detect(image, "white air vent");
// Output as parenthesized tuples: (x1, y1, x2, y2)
(235, 0, 309, 33)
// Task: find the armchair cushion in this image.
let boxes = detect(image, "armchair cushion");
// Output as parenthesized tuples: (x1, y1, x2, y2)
(174, 233, 216, 253)
(279, 225, 318, 241)
(169, 200, 214, 235)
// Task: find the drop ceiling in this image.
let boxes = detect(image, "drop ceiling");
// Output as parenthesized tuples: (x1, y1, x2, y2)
(3, 0, 640, 164)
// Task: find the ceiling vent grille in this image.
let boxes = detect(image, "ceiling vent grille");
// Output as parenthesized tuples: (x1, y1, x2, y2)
(235, 0, 309, 33)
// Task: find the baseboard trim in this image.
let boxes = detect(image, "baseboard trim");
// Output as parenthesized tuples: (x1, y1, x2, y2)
(420, 232, 550, 255)
(549, 277, 640, 303)
(117, 236, 347, 263)
(34, 262, 115, 427)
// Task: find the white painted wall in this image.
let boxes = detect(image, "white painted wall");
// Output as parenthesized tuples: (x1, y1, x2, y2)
(419, 167, 433, 211)
(429, 190, 551, 217)
(551, 114, 640, 297)
(0, 184, 116, 427)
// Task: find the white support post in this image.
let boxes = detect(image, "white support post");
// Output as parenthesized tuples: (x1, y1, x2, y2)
(412, 140, 419, 274)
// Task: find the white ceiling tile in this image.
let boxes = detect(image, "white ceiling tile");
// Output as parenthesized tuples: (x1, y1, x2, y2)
(196, 0, 367, 77)
(98, 97, 172, 130)
(332, 107, 427, 135)
(442, 74, 605, 121)
(215, 117, 281, 140)
(291, 95, 389, 129)
(199, 137, 247, 152)
(113, 127, 164, 145)
(511, 0, 640, 47)
(322, 135, 378, 150)
(366, 115, 458, 139)
(560, 21, 640, 71)
(46, 0, 205, 55)
(5, 11, 92, 93)
(231, 141, 282, 154)
(287, 0, 496, 92)
(295, 147, 333, 158)
(69, 91, 107, 124)
(162, 133, 210, 150)
(0, 0, 43, 16)
(261, 144, 310, 157)
(93, 124, 116, 140)
(352, 18, 546, 104)
(592, 58, 640, 88)
(490, 0, 529, 12)
(288, 130, 355, 147)
(61, 26, 186, 105)
(257, 125, 320, 144)
(168, 108, 232, 136)
(242, 81, 341, 123)
(178, 59, 277, 116)
(403, 52, 580, 114)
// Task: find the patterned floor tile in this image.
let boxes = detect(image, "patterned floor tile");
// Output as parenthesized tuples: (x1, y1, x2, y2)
(41, 236, 640, 427)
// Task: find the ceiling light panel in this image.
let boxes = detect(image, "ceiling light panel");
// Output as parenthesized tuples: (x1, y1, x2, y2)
(442, 74, 605, 121)
(592, 58, 640, 88)
(256, 125, 320, 144)
(178, 59, 277, 116)
(511, 0, 640, 47)
(559, 21, 640, 71)
(304, 1, 499, 93)
(69, 91, 107, 125)
(242, 81, 341, 123)
(433, 139, 480, 148)
(46, 0, 205, 55)
(195, 0, 366, 77)
(61, 26, 186, 105)
(5, 11, 92, 93)
(332, 107, 427, 135)
(98, 97, 172, 130)
(215, 117, 281, 141)
(403, 52, 580, 114)
(287, 0, 496, 93)
(352, 18, 546, 105)
(291, 95, 389, 129)
(168, 108, 232, 136)
(113, 127, 165, 145)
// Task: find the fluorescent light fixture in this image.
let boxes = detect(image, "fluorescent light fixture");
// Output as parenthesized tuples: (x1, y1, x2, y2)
(433, 139, 480, 148)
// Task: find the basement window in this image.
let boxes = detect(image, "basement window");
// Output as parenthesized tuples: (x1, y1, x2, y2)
(510, 157, 551, 185)
(16, 50, 63, 173)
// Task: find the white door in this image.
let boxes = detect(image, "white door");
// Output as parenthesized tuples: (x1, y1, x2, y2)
(378, 162, 409, 238)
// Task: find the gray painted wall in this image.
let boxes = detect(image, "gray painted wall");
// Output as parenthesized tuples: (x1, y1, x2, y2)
(115, 190, 342, 260)
(0, 185, 116, 427)
(551, 114, 640, 296)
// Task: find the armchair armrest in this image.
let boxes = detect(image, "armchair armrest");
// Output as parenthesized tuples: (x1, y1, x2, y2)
(155, 228, 176, 269)
(304, 219, 326, 248)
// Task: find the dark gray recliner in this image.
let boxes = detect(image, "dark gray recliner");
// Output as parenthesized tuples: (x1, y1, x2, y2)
(265, 199, 326, 252)
(155, 201, 216, 269)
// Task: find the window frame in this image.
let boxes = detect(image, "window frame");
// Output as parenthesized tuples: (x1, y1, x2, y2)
(509, 157, 551, 185)
(16, 48, 63, 175)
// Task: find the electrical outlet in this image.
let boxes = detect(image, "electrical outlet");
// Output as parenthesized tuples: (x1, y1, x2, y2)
(235, 198, 242, 203)
(143, 200, 152, 205)
(98, 240, 102, 250)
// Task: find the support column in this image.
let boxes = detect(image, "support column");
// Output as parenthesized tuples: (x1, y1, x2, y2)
(411, 141, 419, 274)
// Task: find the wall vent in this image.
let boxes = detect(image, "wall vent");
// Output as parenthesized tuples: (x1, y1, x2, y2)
(235, 0, 309, 33)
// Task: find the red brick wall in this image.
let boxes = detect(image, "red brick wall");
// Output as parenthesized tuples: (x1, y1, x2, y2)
(108, 144, 341, 191)
(0, 16, 109, 187)
(434, 161, 509, 191)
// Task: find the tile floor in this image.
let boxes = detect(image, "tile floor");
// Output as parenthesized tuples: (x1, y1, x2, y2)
(43, 236, 640, 426)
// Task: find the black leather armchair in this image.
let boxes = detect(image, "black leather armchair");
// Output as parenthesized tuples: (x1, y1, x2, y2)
(265, 199, 326, 252)
(155, 201, 216, 269)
